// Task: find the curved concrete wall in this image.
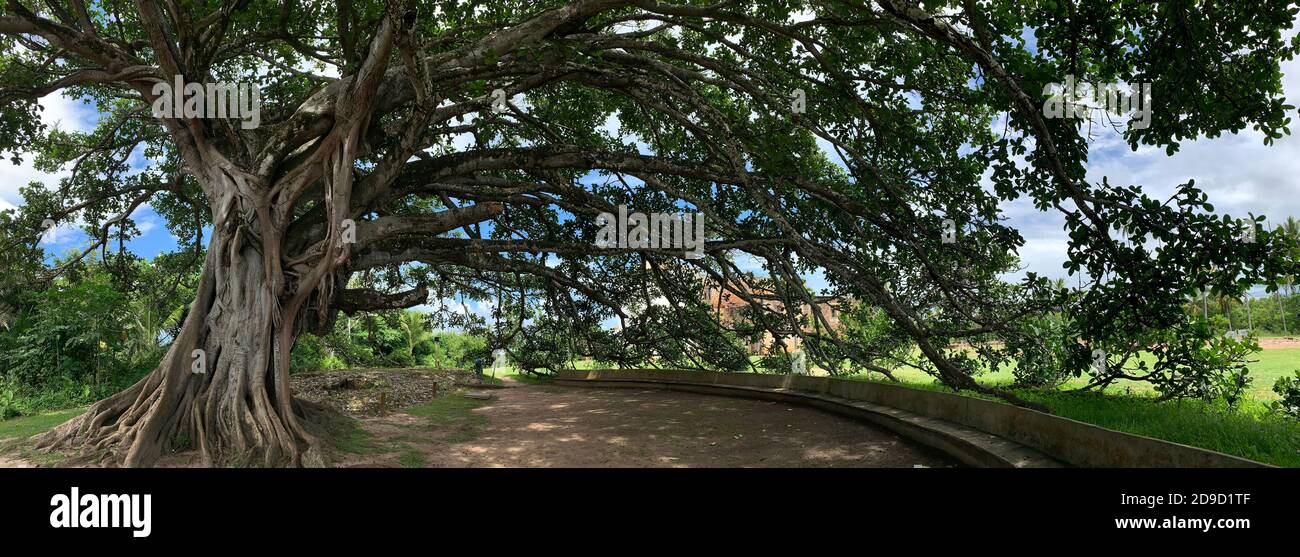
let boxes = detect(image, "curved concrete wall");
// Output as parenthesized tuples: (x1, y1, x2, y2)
(554, 369, 1271, 468)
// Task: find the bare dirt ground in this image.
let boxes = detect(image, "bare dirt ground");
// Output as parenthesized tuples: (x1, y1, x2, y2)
(294, 367, 453, 414)
(341, 376, 958, 468)
(1, 370, 957, 467)
(0, 455, 33, 468)
(1258, 336, 1300, 350)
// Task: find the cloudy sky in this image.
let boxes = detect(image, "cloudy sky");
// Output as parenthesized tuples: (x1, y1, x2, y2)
(4, 24, 1299, 304)
(1013, 47, 1300, 294)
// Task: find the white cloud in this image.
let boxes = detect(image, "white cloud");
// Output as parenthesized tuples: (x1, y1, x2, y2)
(1009, 23, 1300, 282)
(134, 211, 158, 235)
(40, 93, 98, 133)
(0, 93, 99, 207)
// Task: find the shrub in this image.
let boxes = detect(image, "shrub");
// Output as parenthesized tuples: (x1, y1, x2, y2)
(1272, 371, 1300, 419)
(289, 312, 491, 372)
(1006, 314, 1085, 389)
(0, 382, 19, 420)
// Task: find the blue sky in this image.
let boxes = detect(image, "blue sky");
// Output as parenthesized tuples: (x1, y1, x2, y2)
(3, 23, 1298, 304)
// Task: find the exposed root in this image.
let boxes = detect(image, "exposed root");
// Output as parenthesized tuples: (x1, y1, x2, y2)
(32, 246, 334, 468)
(32, 385, 336, 468)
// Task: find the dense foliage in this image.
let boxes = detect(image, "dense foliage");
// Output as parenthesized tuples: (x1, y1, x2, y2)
(0, 254, 196, 416)
(291, 316, 486, 372)
(1, 0, 1299, 465)
(1274, 371, 1300, 419)
(0, 255, 487, 417)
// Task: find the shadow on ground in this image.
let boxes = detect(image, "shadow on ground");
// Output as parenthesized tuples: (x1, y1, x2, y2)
(343, 376, 959, 468)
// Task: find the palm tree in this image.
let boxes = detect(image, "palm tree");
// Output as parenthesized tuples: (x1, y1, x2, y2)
(1217, 288, 1235, 330)
(397, 310, 432, 364)
(1244, 292, 1253, 331)
(1284, 217, 1300, 297)
(1281, 287, 1290, 335)
(1190, 286, 1211, 321)
(1276, 218, 1299, 334)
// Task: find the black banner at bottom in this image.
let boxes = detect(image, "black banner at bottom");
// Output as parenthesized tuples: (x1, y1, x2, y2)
(1, 468, 1293, 548)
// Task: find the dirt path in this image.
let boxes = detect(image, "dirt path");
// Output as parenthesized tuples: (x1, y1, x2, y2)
(1, 370, 960, 468)
(349, 378, 958, 468)
(0, 455, 33, 468)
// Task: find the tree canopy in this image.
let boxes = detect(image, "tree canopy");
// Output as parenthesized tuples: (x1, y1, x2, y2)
(1, 0, 1298, 466)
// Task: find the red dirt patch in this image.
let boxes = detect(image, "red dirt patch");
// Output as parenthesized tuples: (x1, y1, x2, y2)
(1258, 337, 1300, 350)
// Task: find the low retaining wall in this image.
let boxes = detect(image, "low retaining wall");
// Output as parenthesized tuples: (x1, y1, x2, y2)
(553, 369, 1270, 468)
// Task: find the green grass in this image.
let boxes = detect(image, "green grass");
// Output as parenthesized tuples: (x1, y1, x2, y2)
(850, 347, 1300, 406)
(1021, 390, 1300, 467)
(0, 408, 83, 467)
(475, 364, 559, 385)
(404, 393, 490, 443)
(319, 412, 388, 455)
(405, 393, 489, 424)
(398, 450, 426, 468)
(471, 374, 505, 386)
(1241, 348, 1300, 402)
(502, 369, 554, 385)
(0, 408, 84, 441)
(20, 447, 69, 467)
(446, 365, 559, 385)
(844, 370, 1300, 467)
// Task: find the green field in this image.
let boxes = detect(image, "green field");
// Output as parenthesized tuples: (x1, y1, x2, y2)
(0, 408, 83, 442)
(848, 347, 1300, 408)
(497, 348, 1299, 403)
(839, 348, 1300, 467)
(1020, 390, 1300, 467)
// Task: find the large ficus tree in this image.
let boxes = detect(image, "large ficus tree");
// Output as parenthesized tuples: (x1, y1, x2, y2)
(1, 0, 1297, 466)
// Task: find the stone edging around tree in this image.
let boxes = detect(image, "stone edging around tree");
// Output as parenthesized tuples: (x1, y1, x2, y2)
(552, 369, 1272, 468)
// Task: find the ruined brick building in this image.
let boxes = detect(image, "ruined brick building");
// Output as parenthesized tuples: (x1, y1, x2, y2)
(702, 279, 846, 355)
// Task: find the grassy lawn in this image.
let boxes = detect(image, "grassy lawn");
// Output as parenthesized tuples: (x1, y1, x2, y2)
(1240, 348, 1300, 402)
(0, 408, 84, 466)
(838, 350, 1300, 467)
(850, 347, 1300, 405)
(404, 393, 491, 443)
(501, 369, 555, 385)
(1018, 390, 1300, 467)
(0, 408, 83, 441)
(321, 412, 389, 456)
(398, 450, 427, 468)
(733, 348, 1299, 466)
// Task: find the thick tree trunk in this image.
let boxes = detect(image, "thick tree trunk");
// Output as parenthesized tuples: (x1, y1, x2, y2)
(35, 230, 324, 468)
